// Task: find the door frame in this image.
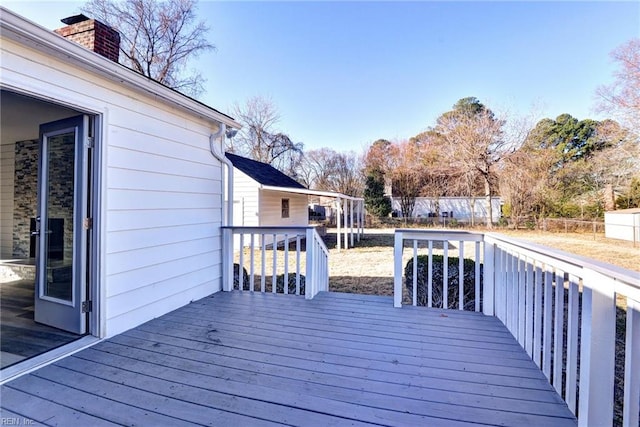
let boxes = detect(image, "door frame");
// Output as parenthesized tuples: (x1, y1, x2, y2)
(1, 87, 104, 339)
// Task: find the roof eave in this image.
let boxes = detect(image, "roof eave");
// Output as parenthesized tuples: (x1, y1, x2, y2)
(0, 7, 240, 129)
(261, 185, 363, 201)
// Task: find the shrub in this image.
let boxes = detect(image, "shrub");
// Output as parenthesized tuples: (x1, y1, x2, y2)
(404, 255, 482, 310)
(233, 264, 249, 290)
(275, 273, 306, 295)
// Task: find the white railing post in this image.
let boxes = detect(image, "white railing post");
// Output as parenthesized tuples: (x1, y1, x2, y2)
(483, 240, 495, 316)
(350, 199, 354, 247)
(623, 299, 640, 427)
(578, 268, 616, 427)
(343, 199, 348, 249)
(222, 227, 233, 291)
(305, 228, 315, 299)
(393, 231, 403, 308)
(336, 198, 341, 252)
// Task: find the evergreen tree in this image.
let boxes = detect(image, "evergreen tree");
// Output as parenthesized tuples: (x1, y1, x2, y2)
(364, 170, 392, 217)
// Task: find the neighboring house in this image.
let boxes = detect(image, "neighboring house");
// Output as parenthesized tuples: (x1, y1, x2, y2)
(391, 196, 503, 224)
(605, 208, 640, 243)
(227, 152, 365, 249)
(0, 8, 238, 374)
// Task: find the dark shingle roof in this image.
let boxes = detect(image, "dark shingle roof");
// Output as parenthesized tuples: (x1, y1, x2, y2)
(226, 153, 306, 189)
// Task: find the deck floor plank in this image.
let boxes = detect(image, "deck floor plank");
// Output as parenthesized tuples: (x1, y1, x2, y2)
(1, 291, 577, 426)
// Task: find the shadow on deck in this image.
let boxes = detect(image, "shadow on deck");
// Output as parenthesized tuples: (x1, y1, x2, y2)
(1, 291, 577, 426)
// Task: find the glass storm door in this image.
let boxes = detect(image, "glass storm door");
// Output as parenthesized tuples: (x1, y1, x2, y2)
(34, 116, 90, 334)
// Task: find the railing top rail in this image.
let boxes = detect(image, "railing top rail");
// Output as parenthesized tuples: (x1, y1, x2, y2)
(484, 232, 640, 289)
(395, 229, 485, 242)
(222, 226, 316, 232)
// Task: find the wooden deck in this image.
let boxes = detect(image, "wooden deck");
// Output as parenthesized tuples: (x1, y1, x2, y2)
(1, 291, 577, 426)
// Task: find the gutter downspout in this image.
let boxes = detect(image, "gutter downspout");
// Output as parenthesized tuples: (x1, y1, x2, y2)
(210, 123, 233, 226)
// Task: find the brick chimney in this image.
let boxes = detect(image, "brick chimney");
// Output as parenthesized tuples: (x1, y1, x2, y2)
(54, 14, 120, 63)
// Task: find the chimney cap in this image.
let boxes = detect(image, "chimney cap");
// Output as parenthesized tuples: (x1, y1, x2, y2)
(61, 14, 91, 25)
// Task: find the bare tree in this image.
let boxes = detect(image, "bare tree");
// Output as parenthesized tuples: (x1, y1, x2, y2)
(388, 141, 424, 218)
(500, 142, 559, 227)
(596, 38, 640, 133)
(297, 149, 362, 196)
(434, 98, 512, 228)
(83, 0, 214, 97)
(231, 96, 304, 174)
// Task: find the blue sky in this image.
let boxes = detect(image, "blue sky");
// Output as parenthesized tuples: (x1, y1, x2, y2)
(3, 1, 639, 152)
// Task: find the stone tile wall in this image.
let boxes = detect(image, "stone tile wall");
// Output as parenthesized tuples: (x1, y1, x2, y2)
(13, 137, 75, 261)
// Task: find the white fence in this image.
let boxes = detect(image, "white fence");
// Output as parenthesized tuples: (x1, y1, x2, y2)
(393, 229, 640, 427)
(222, 226, 329, 299)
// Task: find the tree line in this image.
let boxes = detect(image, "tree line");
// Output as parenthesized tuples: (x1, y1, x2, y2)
(86, 0, 638, 226)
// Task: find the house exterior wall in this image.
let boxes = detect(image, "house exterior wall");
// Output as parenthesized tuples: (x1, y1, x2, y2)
(605, 210, 640, 243)
(1, 36, 224, 338)
(391, 197, 503, 223)
(259, 190, 309, 227)
(231, 168, 259, 227)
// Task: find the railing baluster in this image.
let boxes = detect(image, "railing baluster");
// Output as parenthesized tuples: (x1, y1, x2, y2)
(533, 263, 543, 368)
(272, 233, 277, 293)
(238, 233, 244, 291)
(458, 241, 464, 310)
(249, 234, 255, 292)
(428, 240, 433, 308)
(475, 241, 481, 313)
(261, 235, 266, 292)
(565, 273, 579, 414)
(623, 298, 640, 427)
(443, 241, 449, 309)
(295, 235, 301, 295)
(525, 259, 534, 357)
(543, 265, 553, 381)
(284, 233, 289, 294)
(553, 269, 565, 394)
(518, 257, 526, 346)
(505, 252, 513, 332)
(412, 239, 418, 307)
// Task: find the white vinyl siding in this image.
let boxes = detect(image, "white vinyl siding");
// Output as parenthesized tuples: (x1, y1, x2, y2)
(0, 142, 14, 258)
(1, 37, 224, 337)
(259, 190, 308, 227)
(231, 168, 259, 227)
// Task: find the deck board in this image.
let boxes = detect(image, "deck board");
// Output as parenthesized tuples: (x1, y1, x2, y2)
(1, 291, 577, 426)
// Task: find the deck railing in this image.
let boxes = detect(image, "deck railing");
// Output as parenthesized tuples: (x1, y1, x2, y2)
(222, 226, 329, 299)
(394, 229, 640, 427)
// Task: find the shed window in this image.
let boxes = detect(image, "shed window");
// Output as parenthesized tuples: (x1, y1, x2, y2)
(281, 198, 290, 218)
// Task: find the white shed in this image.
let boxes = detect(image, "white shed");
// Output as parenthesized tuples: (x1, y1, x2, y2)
(227, 153, 310, 229)
(605, 208, 640, 244)
(227, 153, 365, 250)
(0, 8, 238, 374)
